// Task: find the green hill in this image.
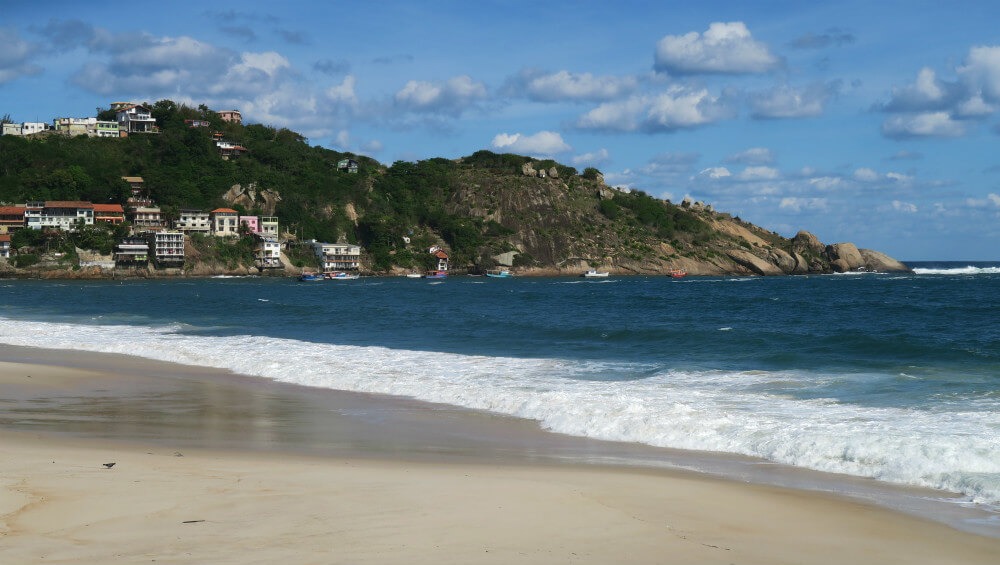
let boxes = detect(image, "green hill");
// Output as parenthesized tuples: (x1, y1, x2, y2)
(0, 100, 908, 276)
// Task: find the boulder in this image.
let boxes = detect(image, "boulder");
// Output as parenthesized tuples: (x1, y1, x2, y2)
(521, 162, 537, 177)
(825, 242, 864, 272)
(859, 249, 911, 272)
(548, 167, 559, 178)
(765, 248, 798, 273)
(792, 230, 824, 255)
(726, 249, 784, 276)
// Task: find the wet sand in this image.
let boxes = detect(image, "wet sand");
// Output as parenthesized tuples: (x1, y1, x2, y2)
(2, 345, 1000, 564)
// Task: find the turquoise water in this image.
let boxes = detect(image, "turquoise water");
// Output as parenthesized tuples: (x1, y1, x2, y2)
(1, 263, 998, 514)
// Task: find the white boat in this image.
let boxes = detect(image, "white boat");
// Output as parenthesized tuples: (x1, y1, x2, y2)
(325, 271, 360, 280)
(404, 272, 423, 278)
(581, 269, 609, 278)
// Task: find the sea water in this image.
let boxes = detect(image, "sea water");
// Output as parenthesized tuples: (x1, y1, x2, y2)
(0, 263, 998, 526)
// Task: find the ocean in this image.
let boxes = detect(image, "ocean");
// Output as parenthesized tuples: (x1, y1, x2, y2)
(1, 262, 998, 530)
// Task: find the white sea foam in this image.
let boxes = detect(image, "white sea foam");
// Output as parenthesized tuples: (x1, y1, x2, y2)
(913, 266, 1000, 275)
(1, 317, 998, 505)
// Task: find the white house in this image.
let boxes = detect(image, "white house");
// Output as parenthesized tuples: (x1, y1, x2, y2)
(0, 234, 10, 259)
(309, 240, 361, 271)
(174, 209, 211, 234)
(148, 231, 184, 266)
(255, 236, 282, 269)
(22, 122, 48, 135)
(260, 216, 279, 237)
(117, 104, 156, 134)
(25, 201, 94, 231)
(210, 208, 240, 236)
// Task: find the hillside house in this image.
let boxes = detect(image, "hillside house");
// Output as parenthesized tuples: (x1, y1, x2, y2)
(122, 176, 145, 197)
(116, 104, 156, 135)
(53, 117, 96, 136)
(114, 236, 149, 266)
(174, 209, 211, 234)
(0, 234, 10, 259)
(184, 119, 210, 128)
(25, 201, 94, 231)
(216, 140, 247, 159)
(337, 159, 358, 173)
(260, 216, 279, 237)
(93, 121, 119, 137)
(93, 203, 125, 225)
(21, 122, 48, 135)
(127, 204, 164, 232)
(239, 215, 259, 234)
(255, 235, 283, 269)
(309, 240, 361, 271)
(218, 110, 242, 124)
(1, 123, 21, 136)
(430, 246, 449, 272)
(149, 231, 184, 267)
(210, 208, 240, 236)
(0, 206, 26, 233)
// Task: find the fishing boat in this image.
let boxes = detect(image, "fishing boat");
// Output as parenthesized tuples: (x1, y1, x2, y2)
(423, 270, 448, 279)
(486, 268, 512, 278)
(669, 269, 687, 278)
(325, 271, 360, 280)
(404, 272, 423, 278)
(297, 273, 325, 281)
(581, 269, 609, 278)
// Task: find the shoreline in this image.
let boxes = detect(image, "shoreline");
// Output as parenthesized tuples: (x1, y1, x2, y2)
(2, 345, 999, 563)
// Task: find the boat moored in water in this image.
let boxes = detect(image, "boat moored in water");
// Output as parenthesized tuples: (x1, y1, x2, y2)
(581, 269, 610, 278)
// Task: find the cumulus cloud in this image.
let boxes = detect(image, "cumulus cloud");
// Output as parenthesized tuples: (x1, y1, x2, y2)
(572, 148, 611, 166)
(654, 22, 779, 75)
(779, 197, 828, 212)
(892, 200, 918, 213)
(881, 112, 967, 138)
(749, 81, 840, 119)
(726, 147, 774, 165)
(394, 75, 487, 115)
(576, 85, 736, 132)
(698, 167, 732, 179)
(325, 75, 358, 105)
(491, 131, 571, 156)
(958, 46, 1000, 102)
(789, 29, 855, 49)
(738, 166, 780, 180)
(508, 69, 638, 102)
(0, 27, 42, 84)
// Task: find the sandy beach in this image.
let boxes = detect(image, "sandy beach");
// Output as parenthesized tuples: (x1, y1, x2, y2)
(2, 347, 999, 564)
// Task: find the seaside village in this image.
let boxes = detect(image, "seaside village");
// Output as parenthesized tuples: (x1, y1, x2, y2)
(0, 103, 451, 278)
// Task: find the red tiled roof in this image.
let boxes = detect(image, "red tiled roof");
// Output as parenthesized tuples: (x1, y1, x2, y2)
(45, 201, 94, 209)
(433, 250, 449, 258)
(93, 203, 125, 213)
(0, 234, 10, 242)
(211, 208, 238, 214)
(0, 206, 26, 215)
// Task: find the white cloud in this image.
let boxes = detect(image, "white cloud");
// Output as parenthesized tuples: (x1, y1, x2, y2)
(325, 75, 358, 105)
(726, 147, 774, 165)
(886, 171, 914, 184)
(749, 82, 839, 119)
(892, 200, 918, 213)
(854, 168, 880, 182)
(0, 27, 41, 84)
(517, 69, 638, 102)
(958, 46, 1000, 102)
(991, 193, 1000, 206)
(881, 112, 967, 138)
(738, 166, 780, 180)
(572, 148, 611, 166)
(576, 86, 735, 132)
(654, 22, 779, 75)
(394, 75, 487, 114)
(491, 131, 571, 156)
(779, 197, 828, 212)
(809, 176, 843, 190)
(698, 167, 732, 179)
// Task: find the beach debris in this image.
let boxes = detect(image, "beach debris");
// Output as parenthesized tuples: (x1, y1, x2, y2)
(102, 462, 116, 468)
(182, 520, 205, 524)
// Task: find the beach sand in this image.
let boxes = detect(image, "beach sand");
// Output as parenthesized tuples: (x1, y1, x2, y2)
(2, 347, 999, 564)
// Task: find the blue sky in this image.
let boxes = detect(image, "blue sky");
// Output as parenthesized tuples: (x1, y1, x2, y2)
(3, 1, 1000, 260)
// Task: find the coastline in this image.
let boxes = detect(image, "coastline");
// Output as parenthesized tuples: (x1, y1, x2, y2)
(2, 346, 999, 563)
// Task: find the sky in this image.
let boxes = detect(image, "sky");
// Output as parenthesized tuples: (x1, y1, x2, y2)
(3, 1, 1000, 260)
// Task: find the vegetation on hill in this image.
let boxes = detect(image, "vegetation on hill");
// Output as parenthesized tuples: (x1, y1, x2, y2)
(2, 98, 889, 276)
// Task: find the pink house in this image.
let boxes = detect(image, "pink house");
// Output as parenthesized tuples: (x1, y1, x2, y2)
(239, 215, 260, 234)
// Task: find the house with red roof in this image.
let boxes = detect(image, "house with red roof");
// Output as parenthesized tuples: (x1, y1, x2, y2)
(0, 206, 26, 233)
(93, 203, 126, 225)
(210, 208, 240, 236)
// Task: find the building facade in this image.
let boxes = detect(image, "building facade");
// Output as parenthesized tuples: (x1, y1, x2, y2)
(210, 208, 240, 236)
(93, 203, 126, 225)
(0, 234, 10, 259)
(0, 206, 26, 233)
(174, 209, 211, 234)
(260, 216, 279, 237)
(116, 105, 156, 134)
(149, 231, 184, 267)
(25, 201, 94, 231)
(309, 240, 361, 271)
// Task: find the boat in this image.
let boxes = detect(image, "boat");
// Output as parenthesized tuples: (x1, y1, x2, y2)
(404, 272, 423, 278)
(423, 270, 448, 279)
(325, 271, 360, 280)
(669, 269, 687, 278)
(581, 269, 609, 278)
(486, 268, 512, 278)
(297, 273, 325, 281)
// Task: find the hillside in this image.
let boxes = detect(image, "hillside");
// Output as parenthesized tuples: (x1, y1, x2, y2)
(0, 100, 908, 276)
